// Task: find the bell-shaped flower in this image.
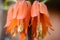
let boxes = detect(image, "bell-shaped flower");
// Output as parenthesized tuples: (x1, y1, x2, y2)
(5, 0, 31, 40)
(17, 1, 31, 40)
(31, 1, 53, 40)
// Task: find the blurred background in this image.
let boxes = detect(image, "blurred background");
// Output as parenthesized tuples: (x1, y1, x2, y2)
(0, 0, 60, 40)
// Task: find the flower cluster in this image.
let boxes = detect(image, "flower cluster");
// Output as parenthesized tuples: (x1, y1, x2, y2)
(5, 0, 53, 40)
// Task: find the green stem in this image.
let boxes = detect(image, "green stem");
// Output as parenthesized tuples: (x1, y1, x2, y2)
(4, 0, 8, 6)
(4, 0, 16, 10)
(3, 0, 8, 10)
(42, 0, 48, 3)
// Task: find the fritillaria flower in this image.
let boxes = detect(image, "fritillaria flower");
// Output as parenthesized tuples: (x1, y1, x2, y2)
(31, 1, 54, 40)
(5, 0, 53, 40)
(5, 0, 31, 40)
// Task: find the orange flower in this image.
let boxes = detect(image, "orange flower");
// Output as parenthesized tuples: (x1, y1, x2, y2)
(31, 1, 53, 40)
(5, 0, 31, 40)
(5, 1, 19, 39)
(31, 1, 39, 39)
(17, 1, 31, 40)
(40, 2, 54, 37)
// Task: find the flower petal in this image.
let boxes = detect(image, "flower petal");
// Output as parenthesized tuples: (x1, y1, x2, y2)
(17, 1, 28, 19)
(32, 17, 37, 38)
(31, 1, 40, 17)
(19, 32, 26, 40)
(12, 1, 19, 18)
(5, 7, 13, 27)
(23, 1, 31, 33)
(40, 14, 48, 37)
(40, 2, 49, 17)
(6, 19, 17, 33)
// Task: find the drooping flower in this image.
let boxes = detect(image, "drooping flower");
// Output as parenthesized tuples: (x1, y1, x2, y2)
(31, 1, 53, 40)
(5, 0, 31, 40)
(17, 1, 31, 40)
(5, 1, 20, 39)
(31, 1, 39, 39)
(40, 2, 54, 37)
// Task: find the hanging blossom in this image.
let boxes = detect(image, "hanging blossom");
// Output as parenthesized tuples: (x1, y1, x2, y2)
(31, 1, 54, 40)
(5, 0, 31, 40)
(5, 0, 53, 40)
